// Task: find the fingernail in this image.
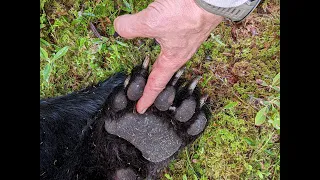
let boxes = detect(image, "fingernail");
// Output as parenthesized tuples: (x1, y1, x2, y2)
(139, 108, 147, 114)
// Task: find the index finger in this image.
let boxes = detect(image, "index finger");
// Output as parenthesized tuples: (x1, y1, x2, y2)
(136, 54, 184, 114)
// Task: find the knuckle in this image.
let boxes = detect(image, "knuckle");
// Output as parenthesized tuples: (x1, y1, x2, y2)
(142, 6, 161, 30)
(158, 53, 185, 72)
(146, 77, 166, 93)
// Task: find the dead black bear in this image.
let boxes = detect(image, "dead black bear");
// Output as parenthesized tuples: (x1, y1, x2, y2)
(40, 56, 211, 180)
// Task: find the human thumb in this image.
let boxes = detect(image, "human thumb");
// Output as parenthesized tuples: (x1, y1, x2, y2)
(114, 9, 156, 39)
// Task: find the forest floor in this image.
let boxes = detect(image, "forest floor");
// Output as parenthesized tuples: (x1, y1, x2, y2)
(40, 0, 280, 179)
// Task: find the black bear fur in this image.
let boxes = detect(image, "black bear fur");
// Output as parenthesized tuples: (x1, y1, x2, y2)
(40, 65, 210, 180)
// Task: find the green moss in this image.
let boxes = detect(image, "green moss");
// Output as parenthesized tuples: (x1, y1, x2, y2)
(40, 0, 280, 179)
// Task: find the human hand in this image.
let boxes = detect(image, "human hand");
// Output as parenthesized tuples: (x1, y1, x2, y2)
(114, 0, 223, 114)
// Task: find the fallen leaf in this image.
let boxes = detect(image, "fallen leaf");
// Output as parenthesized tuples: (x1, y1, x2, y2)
(105, 17, 111, 24)
(250, 27, 257, 36)
(222, 52, 233, 57)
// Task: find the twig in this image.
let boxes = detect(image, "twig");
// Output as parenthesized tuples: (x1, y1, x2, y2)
(89, 22, 103, 40)
(232, 91, 259, 111)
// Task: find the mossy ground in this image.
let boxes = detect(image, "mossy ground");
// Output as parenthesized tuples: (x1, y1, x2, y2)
(40, 0, 280, 179)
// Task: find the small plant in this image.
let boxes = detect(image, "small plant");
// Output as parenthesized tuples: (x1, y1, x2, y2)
(254, 73, 280, 129)
(223, 101, 238, 115)
(40, 45, 69, 83)
(164, 173, 173, 180)
(122, 0, 134, 13)
(210, 33, 226, 46)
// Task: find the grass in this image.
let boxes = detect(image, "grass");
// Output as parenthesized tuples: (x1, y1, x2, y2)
(40, 0, 280, 179)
